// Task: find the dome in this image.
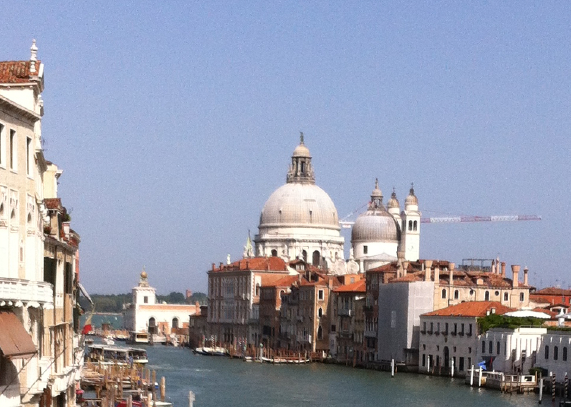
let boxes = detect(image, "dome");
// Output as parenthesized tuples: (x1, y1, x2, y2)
(351, 210, 400, 243)
(259, 183, 340, 229)
(405, 185, 418, 207)
(387, 189, 399, 209)
(293, 143, 310, 158)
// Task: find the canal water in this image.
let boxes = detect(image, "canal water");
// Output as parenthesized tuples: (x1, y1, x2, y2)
(143, 345, 541, 407)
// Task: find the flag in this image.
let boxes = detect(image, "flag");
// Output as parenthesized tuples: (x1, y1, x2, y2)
(477, 361, 487, 371)
(82, 313, 93, 335)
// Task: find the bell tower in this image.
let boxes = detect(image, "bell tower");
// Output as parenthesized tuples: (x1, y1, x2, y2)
(401, 184, 421, 262)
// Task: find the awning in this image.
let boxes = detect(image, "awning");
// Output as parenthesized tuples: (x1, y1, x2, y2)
(0, 311, 37, 359)
(78, 282, 93, 306)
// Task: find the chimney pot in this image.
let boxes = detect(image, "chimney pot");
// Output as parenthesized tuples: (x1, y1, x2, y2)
(501, 262, 506, 277)
(523, 267, 529, 286)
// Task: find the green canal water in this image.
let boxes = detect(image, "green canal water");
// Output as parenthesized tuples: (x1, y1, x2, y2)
(81, 314, 541, 406)
(143, 345, 541, 407)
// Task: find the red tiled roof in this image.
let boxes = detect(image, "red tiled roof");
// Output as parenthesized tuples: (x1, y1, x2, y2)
(261, 275, 298, 288)
(533, 287, 571, 296)
(532, 307, 557, 318)
(212, 257, 287, 272)
(333, 279, 366, 293)
(423, 301, 514, 317)
(0, 61, 41, 83)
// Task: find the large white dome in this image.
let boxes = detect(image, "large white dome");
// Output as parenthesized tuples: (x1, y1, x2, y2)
(259, 183, 340, 230)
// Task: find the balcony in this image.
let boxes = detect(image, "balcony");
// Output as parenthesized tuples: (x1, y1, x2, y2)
(338, 309, 352, 317)
(0, 278, 53, 304)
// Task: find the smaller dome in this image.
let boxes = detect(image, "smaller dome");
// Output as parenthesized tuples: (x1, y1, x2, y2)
(293, 143, 310, 157)
(405, 184, 418, 206)
(371, 178, 382, 200)
(351, 211, 400, 242)
(387, 189, 399, 209)
(292, 131, 311, 157)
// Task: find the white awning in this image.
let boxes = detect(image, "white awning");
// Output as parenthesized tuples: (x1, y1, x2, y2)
(504, 310, 551, 319)
(78, 283, 93, 305)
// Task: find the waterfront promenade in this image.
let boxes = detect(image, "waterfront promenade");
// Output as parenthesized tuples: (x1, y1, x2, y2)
(143, 345, 541, 407)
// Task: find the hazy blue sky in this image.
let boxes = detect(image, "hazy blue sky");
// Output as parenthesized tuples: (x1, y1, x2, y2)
(3, 2, 570, 294)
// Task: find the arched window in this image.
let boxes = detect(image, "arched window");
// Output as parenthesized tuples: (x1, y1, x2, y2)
(148, 317, 156, 334)
(302, 250, 307, 262)
(317, 325, 323, 340)
(312, 250, 320, 266)
(520, 292, 524, 302)
(172, 318, 179, 329)
(545, 345, 549, 360)
(271, 249, 278, 257)
(563, 347, 568, 361)
(408, 220, 412, 231)
(504, 292, 508, 301)
(554, 346, 559, 360)
(454, 290, 459, 300)
(441, 289, 447, 299)
(484, 291, 490, 301)
(318, 307, 323, 318)
(413, 220, 417, 231)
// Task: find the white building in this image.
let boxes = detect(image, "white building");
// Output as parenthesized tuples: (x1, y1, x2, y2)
(351, 181, 421, 273)
(0, 41, 82, 407)
(527, 331, 571, 379)
(123, 271, 198, 342)
(254, 134, 345, 270)
(420, 301, 514, 376)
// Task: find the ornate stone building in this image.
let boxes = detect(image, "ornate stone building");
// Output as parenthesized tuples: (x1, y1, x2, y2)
(254, 134, 345, 270)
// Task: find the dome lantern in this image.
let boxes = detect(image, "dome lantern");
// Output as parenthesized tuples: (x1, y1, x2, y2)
(287, 132, 315, 184)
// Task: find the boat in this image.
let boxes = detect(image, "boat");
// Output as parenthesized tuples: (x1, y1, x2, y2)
(86, 344, 148, 365)
(128, 331, 150, 344)
(193, 346, 228, 356)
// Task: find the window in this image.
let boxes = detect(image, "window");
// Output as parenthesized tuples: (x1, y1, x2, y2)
(504, 292, 508, 301)
(488, 341, 492, 354)
(0, 123, 4, 167)
(172, 318, 179, 329)
(496, 341, 500, 355)
(554, 346, 559, 361)
(520, 292, 524, 302)
(468, 324, 472, 336)
(484, 291, 490, 301)
(271, 249, 277, 257)
(413, 220, 417, 231)
(363, 245, 368, 255)
(441, 289, 447, 299)
(317, 325, 323, 340)
(318, 290, 324, 301)
(144, 296, 148, 304)
(9, 129, 16, 170)
(563, 347, 568, 362)
(408, 220, 412, 231)
(331, 324, 336, 332)
(545, 345, 549, 360)
(454, 290, 459, 300)
(318, 307, 323, 318)
(422, 353, 426, 367)
(0, 351, 17, 386)
(26, 137, 32, 176)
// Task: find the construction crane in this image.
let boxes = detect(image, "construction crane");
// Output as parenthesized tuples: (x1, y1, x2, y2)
(339, 214, 541, 228)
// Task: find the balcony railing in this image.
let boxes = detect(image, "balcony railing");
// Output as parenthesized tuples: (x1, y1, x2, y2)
(0, 278, 53, 304)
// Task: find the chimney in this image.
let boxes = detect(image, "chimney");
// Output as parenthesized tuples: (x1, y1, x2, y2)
(511, 265, 520, 288)
(491, 259, 496, 274)
(212, 263, 215, 271)
(449, 263, 455, 286)
(434, 264, 440, 284)
(424, 260, 433, 282)
(501, 262, 506, 277)
(403, 261, 409, 276)
(523, 267, 529, 286)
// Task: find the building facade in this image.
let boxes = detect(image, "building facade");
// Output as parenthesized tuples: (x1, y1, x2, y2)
(0, 41, 82, 407)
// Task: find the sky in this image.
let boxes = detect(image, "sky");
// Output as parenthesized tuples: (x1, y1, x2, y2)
(2, 2, 570, 294)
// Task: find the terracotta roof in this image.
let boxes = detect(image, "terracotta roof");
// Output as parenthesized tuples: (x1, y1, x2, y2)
(212, 257, 287, 272)
(333, 279, 366, 293)
(0, 61, 41, 83)
(423, 301, 514, 318)
(533, 287, 571, 296)
(262, 275, 298, 288)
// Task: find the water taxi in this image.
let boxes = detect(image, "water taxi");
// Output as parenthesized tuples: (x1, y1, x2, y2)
(86, 344, 148, 365)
